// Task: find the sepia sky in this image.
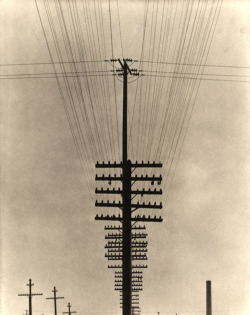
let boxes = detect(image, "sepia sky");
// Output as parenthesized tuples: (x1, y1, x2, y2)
(1, 1, 250, 315)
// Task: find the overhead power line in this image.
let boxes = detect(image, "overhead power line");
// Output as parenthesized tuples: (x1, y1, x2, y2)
(139, 60, 250, 69)
(143, 74, 250, 83)
(1, 60, 249, 70)
(1, 70, 249, 82)
(0, 74, 114, 80)
(0, 60, 105, 67)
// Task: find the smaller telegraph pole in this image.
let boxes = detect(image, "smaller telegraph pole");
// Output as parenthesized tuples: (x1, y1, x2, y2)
(46, 286, 64, 315)
(63, 303, 76, 315)
(18, 279, 43, 315)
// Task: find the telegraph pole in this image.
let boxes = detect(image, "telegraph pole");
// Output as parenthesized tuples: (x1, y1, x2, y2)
(46, 286, 64, 315)
(120, 58, 132, 315)
(18, 279, 43, 315)
(63, 303, 76, 315)
(95, 58, 163, 315)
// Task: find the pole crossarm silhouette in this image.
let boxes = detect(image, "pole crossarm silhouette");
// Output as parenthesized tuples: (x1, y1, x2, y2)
(63, 303, 76, 315)
(18, 279, 43, 315)
(46, 286, 64, 315)
(94, 58, 163, 315)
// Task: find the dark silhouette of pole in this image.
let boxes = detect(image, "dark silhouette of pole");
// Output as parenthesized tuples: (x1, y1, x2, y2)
(18, 279, 43, 315)
(95, 58, 163, 315)
(63, 303, 76, 315)
(121, 58, 132, 315)
(46, 286, 64, 315)
(206, 280, 212, 315)
(28, 279, 32, 315)
(122, 59, 128, 163)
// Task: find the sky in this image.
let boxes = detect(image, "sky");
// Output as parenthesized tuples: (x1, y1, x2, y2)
(1, 0, 250, 315)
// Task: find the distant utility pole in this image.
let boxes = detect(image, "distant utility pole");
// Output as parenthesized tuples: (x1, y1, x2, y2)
(46, 286, 64, 315)
(18, 279, 43, 315)
(63, 302, 76, 315)
(95, 58, 163, 315)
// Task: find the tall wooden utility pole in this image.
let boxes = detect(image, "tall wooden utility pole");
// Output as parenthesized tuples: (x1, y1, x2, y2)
(18, 279, 43, 315)
(95, 58, 163, 315)
(120, 58, 132, 315)
(46, 286, 64, 315)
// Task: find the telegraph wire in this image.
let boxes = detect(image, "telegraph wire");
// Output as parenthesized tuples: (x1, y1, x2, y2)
(158, 0, 212, 172)
(57, 0, 101, 172)
(150, 0, 187, 162)
(69, 0, 108, 163)
(1, 59, 248, 69)
(148, 0, 221, 240)
(139, 60, 250, 69)
(89, 0, 111, 159)
(146, 0, 169, 160)
(116, 0, 124, 59)
(97, 0, 120, 161)
(164, 0, 223, 173)
(6, 69, 249, 80)
(158, 0, 221, 198)
(154, 0, 194, 162)
(129, 0, 150, 159)
(72, 0, 112, 164)
(142, 0, 168, 236)
(143, 70, 250, 78)
(35, 0, 93, 193)
(163, 0, 224, 200)
(136, 0, 155, 160)
(53, 0, 102, 187)
(99, 0, 113, 161)
(0, 60, 105, 66)
(148, 0, 194, 160)
(149, 0, 186, 164)
(157, 0, 212, 163)
(157, 0, 214, 163)
(147, 0, 178, 165)
(68, 1, 111, 164)
(134, 0, 150, 160)
(142, 0, 158, 159)
(79, 0, 111, 162)
(0, 70, 113, 76)
(45, 0, 98, 167)
(148, 0, 196, 241)
(144, 0, 161, 159)
(0, 74, 116, 79)
(55, 0, 105, 163)
(94, 0, 117, 161)
(113, 0, 122, 158)
(160, 0, 213, 189)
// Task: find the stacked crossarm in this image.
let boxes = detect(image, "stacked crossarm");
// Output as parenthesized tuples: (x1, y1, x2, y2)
(95, 161, 163, 314)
